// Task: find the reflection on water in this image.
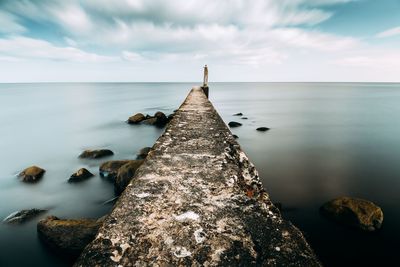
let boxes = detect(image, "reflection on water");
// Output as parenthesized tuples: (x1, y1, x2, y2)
(1, 82, 400, 266)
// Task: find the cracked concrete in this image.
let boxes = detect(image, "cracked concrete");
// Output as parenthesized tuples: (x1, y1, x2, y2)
(74, 87, 321, 267)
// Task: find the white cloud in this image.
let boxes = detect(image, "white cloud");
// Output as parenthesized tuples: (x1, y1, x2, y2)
(0, 36, 116, 63)
(0, 0, 398, 82)
(121, 50, 143, 61)
(51, 4, 93, 34)
(376, 26, 400, 38)
(334, 52, 400, 69)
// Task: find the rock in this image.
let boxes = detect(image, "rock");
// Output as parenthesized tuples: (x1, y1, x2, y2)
(233, 113, 243, 116)
(140, 112, 168, 127)
(3, 209, 47, 224)
(115, 160, 144, 194)
(154, 111, 167, 121)
(127, 113, 145, 124)
(37, 216, 102, 256)
(320, 197, 384, 231)
(19, 166, 45, 182)
(167, 113, 174, 121)
(256, 127, 270, 132)
(69, 168, 94, 182)
(142, 117, 158, 125)
(228, 121, 242, 127)
(79, 149, 114, 159)
(99, 160, 131, 180)
(154, 111, 168, 126)
(233, 134, 239, 139)
(137, 147, 151, 159)
(241, 117, 248, 120)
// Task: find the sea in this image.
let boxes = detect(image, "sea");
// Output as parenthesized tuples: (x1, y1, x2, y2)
(0, 82, 399, 266)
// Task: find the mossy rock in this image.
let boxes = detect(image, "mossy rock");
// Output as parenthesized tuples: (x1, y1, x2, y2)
(115, 160, 144, 194)
(19, 165, 45, 182)
(37, 216, 101, 256)
(128, 113, 145, 124)
(79, 149, 114, 159)
(99, 160, 132, 180)
(69, 168, 94, 182)
(320, 197, 383, 231)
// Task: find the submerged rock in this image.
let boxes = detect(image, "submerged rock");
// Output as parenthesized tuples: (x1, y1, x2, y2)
(99, 160, 131, 180)
(19, 166, 45, 182)
(3, 209, 47, 224)
(241, 117, 248, 120)
(37, 216, 102, 256)
(69, 168, 94, 182)
(137, 147, 151, 159)
(233, 113, 243, 116)
(142, 111, 168, 126)
(115, 160, 144, 194)
(127, 113, 145, 124)
(256, 127, 270, 132)
(233, 134, 239, 139)
(142, 117, 158, 125)
(228, 121, 242, 127)
(79, 149, 113, 159)
(320, 197, 384, 231)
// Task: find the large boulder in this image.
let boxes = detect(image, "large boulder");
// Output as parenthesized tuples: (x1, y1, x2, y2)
(3, 209, 47, 224)
(320, 197, 384, 231)
(137, 147, 151, 159)
(37, 216, 102, 256)
(79, 149, 114, 159)
(99, 160, 131, 180)
(69, 168, 94, 183)
(19, 166, 45, 182)
(228, 121, 242, 127)
(115, 160, 144, 194)
(127, 113, 145, 124)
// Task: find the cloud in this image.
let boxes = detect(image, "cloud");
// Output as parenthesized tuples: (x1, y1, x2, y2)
(0, 0, 361, 65)
(51, 3, 93, 34)
(334, 52, 400, 69)
(376, 26, 400, 38)
(0, 0, 397, 82)
(0, 10, 25, 33)
(0, 36, 116, 63)
(121, 50, 143, 61)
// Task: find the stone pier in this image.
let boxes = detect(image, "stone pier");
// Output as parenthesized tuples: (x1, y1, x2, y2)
(75, 87, 321, 266)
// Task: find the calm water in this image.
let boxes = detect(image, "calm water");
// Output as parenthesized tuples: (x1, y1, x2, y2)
(1, 82, 399, 266)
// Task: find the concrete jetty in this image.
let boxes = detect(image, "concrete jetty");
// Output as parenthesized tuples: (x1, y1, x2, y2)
(75, 87, 320, 266)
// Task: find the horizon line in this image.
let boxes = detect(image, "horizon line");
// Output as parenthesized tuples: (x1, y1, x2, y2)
(1, 81, 400, 84)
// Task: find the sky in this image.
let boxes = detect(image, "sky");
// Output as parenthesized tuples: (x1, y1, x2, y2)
(0, 0, 399, 82)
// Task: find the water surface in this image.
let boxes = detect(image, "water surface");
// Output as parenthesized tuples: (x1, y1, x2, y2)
(1, 82, 399, 266)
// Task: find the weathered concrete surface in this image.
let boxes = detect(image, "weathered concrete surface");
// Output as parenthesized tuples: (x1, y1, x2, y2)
(75, 87, 321, 266)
